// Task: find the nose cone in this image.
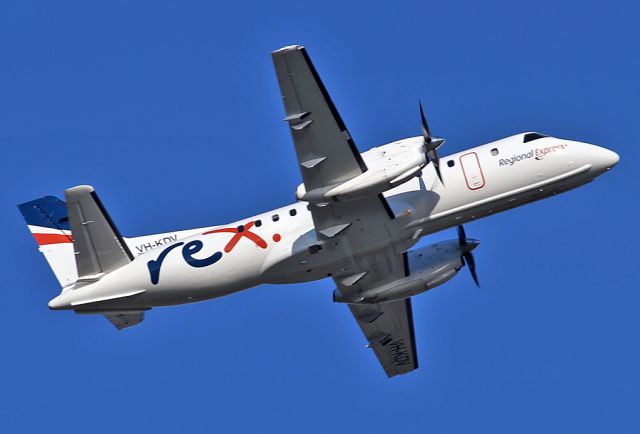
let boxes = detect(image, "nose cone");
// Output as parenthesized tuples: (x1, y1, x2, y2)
(600, 148, 620, 169)
(588, 144, 619, 174)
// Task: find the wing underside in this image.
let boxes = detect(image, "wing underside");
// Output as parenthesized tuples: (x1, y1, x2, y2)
(338, 250, 419, 377)
(349, 299, 418, 377)
(272, 45, 367, 192)
(272, 45, 419, 377)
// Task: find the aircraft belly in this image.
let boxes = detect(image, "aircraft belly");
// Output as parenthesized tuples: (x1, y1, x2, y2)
(410, 162, 592, 236)
(259, 232, 341, 284)
(380, 140, 596, 241)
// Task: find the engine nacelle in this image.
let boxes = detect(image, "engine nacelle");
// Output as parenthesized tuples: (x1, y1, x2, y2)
(334, 240, 464, 304)
(296, 137, 426, 203)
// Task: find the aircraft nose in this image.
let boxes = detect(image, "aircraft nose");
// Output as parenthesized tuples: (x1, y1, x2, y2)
(582, 143, 619, 174)
(599, 147, 619, 169)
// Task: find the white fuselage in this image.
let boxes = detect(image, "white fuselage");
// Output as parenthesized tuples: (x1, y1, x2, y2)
(48, 133, 619, 310)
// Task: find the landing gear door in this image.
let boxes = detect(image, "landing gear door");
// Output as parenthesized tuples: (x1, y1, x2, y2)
(460, 152, 486, 190)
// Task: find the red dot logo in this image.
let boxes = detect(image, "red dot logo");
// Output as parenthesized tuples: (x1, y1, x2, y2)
(272, 233, 281, 242)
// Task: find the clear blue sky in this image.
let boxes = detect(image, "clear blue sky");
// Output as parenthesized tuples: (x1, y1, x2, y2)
(1, 1, 638, 433)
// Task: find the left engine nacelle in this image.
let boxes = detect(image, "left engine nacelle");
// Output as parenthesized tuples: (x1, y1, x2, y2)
(334, 240, 465, 304)
(296, 137, 426, 203)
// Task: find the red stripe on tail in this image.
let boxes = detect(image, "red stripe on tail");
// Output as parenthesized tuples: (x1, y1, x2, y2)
(33, 233, 73, 245)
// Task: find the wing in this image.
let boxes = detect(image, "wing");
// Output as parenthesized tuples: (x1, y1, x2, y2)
(271, 45, 395, 235)
(339, 250, 419, 377)
(272, 45, 367, 192)
(349, 299, 418, 377)
(272, 45, 418, 376)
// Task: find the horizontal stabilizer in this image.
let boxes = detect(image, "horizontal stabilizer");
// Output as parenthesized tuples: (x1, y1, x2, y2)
(75, 308, 149, 330)
(65, 185, 133, 278)
(104, 312, 145, 330)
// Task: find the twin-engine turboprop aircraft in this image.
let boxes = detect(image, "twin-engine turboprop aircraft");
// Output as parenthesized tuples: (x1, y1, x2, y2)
(19, 45, 619, 377)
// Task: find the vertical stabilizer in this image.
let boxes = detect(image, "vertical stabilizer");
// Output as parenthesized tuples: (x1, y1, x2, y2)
(18, 196, 78, 288)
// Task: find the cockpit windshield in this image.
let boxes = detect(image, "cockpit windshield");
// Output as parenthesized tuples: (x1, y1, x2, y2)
(523, 132, 548, 143)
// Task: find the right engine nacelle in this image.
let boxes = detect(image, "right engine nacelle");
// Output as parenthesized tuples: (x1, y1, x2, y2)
(334, 240, 464, 304)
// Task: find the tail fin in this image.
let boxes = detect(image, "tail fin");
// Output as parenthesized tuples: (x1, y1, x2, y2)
(18, 196, 78, 287)
(20, 187, 145, 329)
(19, 185, 134, 288)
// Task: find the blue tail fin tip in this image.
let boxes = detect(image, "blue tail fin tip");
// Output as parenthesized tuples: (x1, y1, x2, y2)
(18, 196, 70, 230)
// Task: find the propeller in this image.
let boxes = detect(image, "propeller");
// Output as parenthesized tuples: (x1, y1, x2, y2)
(419, 100, 445, 185)
(457, 225, 480, 288)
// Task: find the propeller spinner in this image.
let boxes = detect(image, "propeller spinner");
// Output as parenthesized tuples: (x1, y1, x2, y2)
(419, 100, 445, 185)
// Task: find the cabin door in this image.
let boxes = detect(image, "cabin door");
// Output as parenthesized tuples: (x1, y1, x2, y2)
(460, 152, 486, 190)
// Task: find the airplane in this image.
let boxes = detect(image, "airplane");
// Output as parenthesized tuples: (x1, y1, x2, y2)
(18, 45, 619, 377)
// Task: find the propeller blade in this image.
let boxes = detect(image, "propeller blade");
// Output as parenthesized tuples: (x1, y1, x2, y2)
(457, 225, 467, 245)
(419, 100, 444, 185)
(458, 225, 480, 288)
(419, 100, 432, 142)
(463, 252, 480, 288)
(429, 149, 444, 185)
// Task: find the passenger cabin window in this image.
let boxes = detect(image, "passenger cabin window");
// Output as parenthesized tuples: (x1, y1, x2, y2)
(272, 214, 279, 222)
(523, 132, 548, 143)
(255, 219, 262, 227)
(289, 209, 297, 216)
(491, 148, 499, 156)
(447, 160, 455, 167)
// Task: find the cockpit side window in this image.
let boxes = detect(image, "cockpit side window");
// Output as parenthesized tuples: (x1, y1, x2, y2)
(523, 132, 548, 143)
